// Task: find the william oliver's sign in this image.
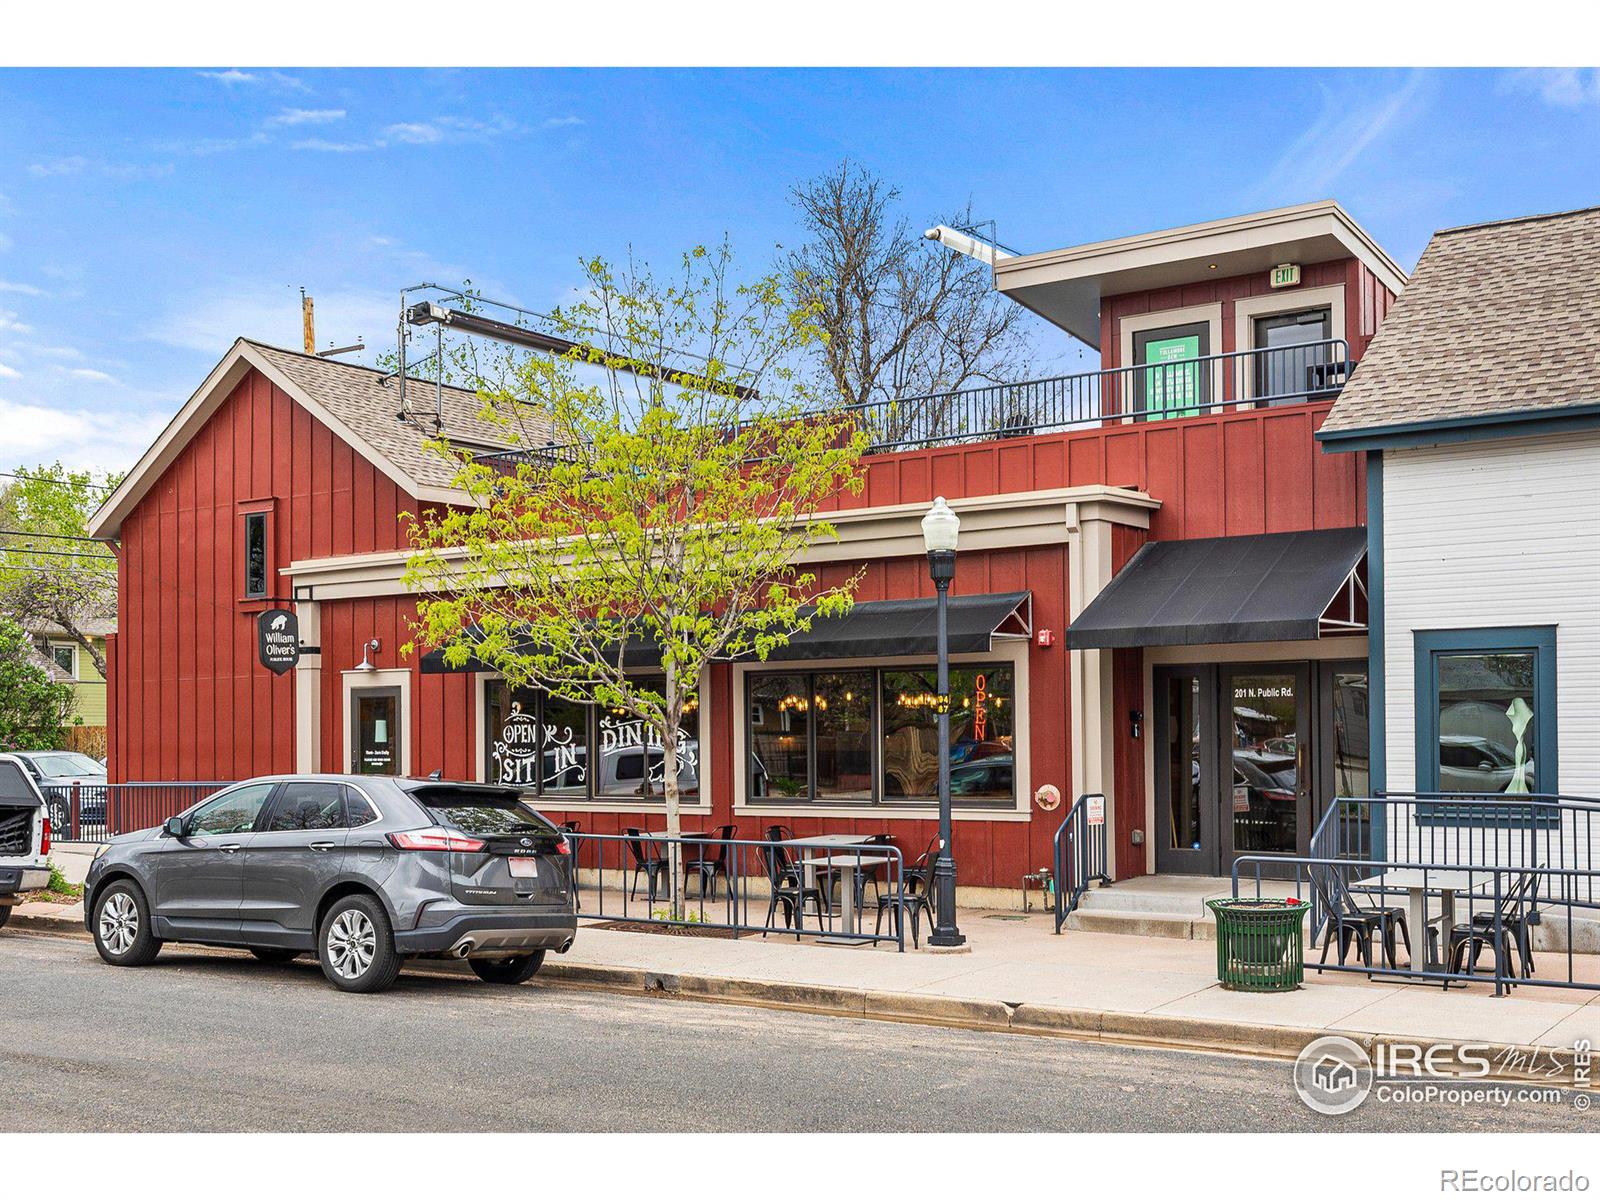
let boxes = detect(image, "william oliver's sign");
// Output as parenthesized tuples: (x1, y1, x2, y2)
(257, 609, 300, 675)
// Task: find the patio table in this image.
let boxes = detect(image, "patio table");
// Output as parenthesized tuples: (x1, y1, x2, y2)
(807, 854, 892, 943)
(787, 833, 889, 890)
(1356, 868, 1494, 973)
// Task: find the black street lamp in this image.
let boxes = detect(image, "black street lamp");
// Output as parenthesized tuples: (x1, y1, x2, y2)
(921, 496, 965, 949)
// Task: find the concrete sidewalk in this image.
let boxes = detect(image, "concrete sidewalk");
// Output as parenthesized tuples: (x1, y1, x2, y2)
(18, 878, 1599, 1083)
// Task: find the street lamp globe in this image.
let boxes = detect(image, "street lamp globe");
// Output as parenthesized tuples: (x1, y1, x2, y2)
(921, 496, 960, 554)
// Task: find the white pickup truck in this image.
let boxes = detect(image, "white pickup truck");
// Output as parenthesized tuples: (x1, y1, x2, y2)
(0, 752, 52, 928)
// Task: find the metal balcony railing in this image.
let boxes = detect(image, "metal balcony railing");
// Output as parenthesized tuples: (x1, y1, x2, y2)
(851, 338, 1353, 453)
(473, 339, 1353, 470)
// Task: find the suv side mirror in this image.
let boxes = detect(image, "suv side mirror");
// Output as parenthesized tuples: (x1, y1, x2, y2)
(163, 816, 186, 839)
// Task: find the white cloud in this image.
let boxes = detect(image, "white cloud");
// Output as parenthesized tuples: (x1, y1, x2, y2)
(1501, 68, 1600, 108)
(0, 280, 43, 296)
(291, 139, 372, 153)
(1253, 71, 1429, 203)
(144, 286, 396, 358)
(384, 122, 444, 145)
(196, 68, 309, 92)
(197, 69, 258, 85)
(27, 156, 172, 181)
(31, 345, 83, 360)
(0, 394, 168, 475)
(0, 363, 18, 380)
(267, 108, 346, 127)
(542, 116, 585, 129)
(64, 367, 117, 384)
(0, 310, 33, 335)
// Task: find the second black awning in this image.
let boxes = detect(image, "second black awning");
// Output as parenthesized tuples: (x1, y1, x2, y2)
(420, 591, 1033, 673)
(1066, 527, 1366, 649)
(761, 591, 1032, 660)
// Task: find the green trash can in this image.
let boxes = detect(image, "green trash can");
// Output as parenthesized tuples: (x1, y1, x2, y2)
(1206, 897, 1308, 992)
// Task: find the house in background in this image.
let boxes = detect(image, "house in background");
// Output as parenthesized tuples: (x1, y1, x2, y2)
(30, 619, 111, 756)
(1318, 205, 1600, 803)
(88, 200, 1405, 903)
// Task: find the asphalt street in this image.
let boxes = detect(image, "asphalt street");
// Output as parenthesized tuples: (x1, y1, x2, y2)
(1, 930, 1593, 1133)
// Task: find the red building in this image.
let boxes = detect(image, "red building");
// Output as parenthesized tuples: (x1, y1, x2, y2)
(89, 200, 1405, 903)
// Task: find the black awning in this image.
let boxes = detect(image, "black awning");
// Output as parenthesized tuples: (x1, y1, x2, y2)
(419, 629, 664, 674)
(1066, 528, 1366, 650)
(421, 592, 1033, 673)
(761, 592, 1031, 661)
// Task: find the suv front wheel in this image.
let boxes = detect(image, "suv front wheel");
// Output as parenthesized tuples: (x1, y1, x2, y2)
(92, 881, 162, 966)
(317, 894, 401, 993)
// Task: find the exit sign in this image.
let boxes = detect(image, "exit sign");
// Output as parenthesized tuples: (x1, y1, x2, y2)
(1270, 263, 1302, 289)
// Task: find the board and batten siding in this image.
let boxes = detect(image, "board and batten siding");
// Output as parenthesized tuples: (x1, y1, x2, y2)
(1382, 431, 1600, 798)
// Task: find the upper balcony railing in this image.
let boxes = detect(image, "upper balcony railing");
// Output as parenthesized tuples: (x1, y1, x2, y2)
(474, 338, 1352, 470)
(852, 338, 1353, 453)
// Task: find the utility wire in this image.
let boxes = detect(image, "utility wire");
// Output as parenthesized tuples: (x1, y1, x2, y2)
(0, 528, 106, 544)
(0, 546, 116, 562)
(0, 470, 115, 492)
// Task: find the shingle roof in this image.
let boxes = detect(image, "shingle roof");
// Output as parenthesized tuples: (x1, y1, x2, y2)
(1320, 206, 1600, 436)
(246, 340, 553, 490)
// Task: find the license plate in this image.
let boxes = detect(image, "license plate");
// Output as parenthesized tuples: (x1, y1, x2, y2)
(508, 856, 539, 879)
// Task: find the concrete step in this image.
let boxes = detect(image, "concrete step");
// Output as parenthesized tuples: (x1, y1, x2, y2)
(1062, 909, 1217, 941)
(1078, 887, 1218, 917)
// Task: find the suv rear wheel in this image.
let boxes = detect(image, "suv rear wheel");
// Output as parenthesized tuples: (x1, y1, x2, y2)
(469, 950, 546, 985)
(317, 894, 401, 993)
(92, 881, 162, 966)
(0, 904, 11, 930)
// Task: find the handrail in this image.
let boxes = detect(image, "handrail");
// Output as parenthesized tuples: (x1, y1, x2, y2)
(478, 338, 1354, 468)
(1052, 792, 1111, 933)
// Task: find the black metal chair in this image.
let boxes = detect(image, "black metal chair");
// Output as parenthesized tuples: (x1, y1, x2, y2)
(558, 821, 582, 912)
(1311, 864, 1411, 971)
(1450, 870, 1539, 985)
(684, 824, 736, 899)
(760, 830, 828, 940)
(875, 836, 939, 949)
(821, 832, 894, 914)
(624, 828, 670, 903)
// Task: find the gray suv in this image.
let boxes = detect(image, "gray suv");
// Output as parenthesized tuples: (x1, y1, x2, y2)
(83, 776, 577, 993)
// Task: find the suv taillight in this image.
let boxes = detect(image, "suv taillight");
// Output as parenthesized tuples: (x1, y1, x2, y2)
(555, 837, 570, 856)
(41, 815, 50, 856)
(388, 827, 487, 853)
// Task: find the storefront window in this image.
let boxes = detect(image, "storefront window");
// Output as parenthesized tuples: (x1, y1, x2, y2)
(483, 677, 691, 802)
(748, 673, 811, 800)
(1435, 652, 1537, 795)
(814, 671, 873, 802)
(747, 664, 1015, 807)
(1416, 628, 1557, 823)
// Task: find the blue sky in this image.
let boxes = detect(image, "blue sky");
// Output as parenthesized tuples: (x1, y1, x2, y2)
(1, 66, 1598, 474)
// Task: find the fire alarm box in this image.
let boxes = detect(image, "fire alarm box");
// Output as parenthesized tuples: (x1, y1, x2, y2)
(1036, 628, 1054, 647)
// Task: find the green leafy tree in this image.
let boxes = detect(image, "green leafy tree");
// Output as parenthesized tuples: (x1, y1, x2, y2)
(0, 616, 74, 751)
(0, 464, 121, 679)
(402, 246, 868, 908)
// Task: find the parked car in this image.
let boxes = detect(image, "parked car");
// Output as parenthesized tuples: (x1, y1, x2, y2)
(12, 750, 108, 830)
(0, 753, 53, 928)
(82, 775, 577, 993)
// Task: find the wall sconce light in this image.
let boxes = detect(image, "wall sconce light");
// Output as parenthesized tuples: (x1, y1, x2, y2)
(356, 638, 381, 672)
(1129, 709, 1143, 740)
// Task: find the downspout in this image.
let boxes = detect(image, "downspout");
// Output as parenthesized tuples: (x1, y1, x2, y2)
(1366, 452, 1386, 855)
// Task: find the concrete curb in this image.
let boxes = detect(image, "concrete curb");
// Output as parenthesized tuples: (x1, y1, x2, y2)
(13, 910, 1591, 1086)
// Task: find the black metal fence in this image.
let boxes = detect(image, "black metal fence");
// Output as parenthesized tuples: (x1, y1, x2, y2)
(41, 782, 229, 844)
(1053, 792, 1111, 933)
(1234, 792, 1600, 995)
(849, 339, 1352, 453)
(477, 340, 1354, 470)
(566, 830, 909, 950)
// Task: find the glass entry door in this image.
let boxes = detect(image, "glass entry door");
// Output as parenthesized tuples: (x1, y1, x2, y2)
(1222, 665, 1311, 870)
(1154, 666, 1220, 875)
(351, 687, 401, 775)
(1153, 661, 1324, 875)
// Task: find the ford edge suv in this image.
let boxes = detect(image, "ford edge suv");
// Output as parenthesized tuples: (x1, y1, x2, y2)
(83, 775, 576, 993)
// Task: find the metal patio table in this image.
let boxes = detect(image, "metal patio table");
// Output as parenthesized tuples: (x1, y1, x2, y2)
(1356, 868, 1494, 973)
(788, 833, 887, 889)
(808, 854, 893, 943)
